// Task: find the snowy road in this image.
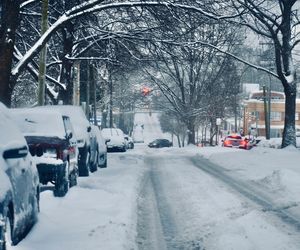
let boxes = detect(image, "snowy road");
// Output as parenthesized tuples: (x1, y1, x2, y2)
(136, 150, 300, 250)
(11, 112, 300, 250)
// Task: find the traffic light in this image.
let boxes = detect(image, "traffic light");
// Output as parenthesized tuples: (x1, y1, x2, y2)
(142, 86, 151, 96)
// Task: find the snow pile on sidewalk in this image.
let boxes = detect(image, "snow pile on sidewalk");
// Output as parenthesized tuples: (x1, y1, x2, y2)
(14, 152, 146, 250)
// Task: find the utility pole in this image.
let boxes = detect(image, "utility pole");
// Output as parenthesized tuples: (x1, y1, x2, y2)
(73, 61, 80, 105)
(109, 71, 113, 128)
(90, 64, 97, 126)
(86, 61, 90, 118)
(234, 95, 237, 132)
(268, 75, 272, 138)
(263, 85, 270, 139)
(37, 0, 48, 106)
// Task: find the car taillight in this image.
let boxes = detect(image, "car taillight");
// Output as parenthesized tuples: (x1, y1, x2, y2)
(57, 149, 64, 160)
(224, 140, 229, 146)
(69, 146, 76, 154)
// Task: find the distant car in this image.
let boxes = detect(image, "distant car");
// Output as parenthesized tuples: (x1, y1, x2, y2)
(37, 105, 96, 177)
(124, 135, 134, 149)
(101, 128, 127, 152)
(11, 108, 78, 197)
(222, 134, 253, 150)
(0, 103, 40, 248)
(91, 125, 108, 168)
(132, 125, 144, 143)
(148, 139, 173, 148)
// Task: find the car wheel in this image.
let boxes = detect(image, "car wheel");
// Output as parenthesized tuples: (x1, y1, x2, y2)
(78, 146, 90, 177)
(31, 187, 40, 223)
(90, 150, 98, 173)
(54, 171, 69, 197)
(69, 169, 77, 188)
(100, 159, 107, 168)
(1, 209, 13, 250)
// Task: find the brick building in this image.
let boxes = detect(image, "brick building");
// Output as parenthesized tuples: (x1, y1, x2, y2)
(243, 91, 300, 137)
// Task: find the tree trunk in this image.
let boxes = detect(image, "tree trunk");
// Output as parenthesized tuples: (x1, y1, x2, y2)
(186, 120, 195, 144)
(0, 1, 20, 106)
(281, 85, 297, 148)
(176, 134, 181, 148)
(57, 22, 74, 104)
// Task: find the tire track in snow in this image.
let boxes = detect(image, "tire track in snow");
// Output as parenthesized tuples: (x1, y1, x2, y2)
(137, 157, 178, 250)
(190, 156, 300, 231)
(137, 157, 203, 250)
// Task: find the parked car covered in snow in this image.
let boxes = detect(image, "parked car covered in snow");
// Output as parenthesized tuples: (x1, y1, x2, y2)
(91, 125, 108, 168)
(0, 103, 40, 249)
(101, 128, 127, 152)
(11, 108, 78, 197)
(37, 105, 97, 176)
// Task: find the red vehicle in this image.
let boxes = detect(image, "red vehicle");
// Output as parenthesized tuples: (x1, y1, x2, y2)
(11, 109, 79, 197)
(222, 134, 253, 150)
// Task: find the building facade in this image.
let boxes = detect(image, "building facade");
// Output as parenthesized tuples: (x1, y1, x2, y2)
(243, 91, 300, 137)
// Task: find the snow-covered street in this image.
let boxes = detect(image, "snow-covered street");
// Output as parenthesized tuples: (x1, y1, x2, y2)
(12, 112, 300, 250)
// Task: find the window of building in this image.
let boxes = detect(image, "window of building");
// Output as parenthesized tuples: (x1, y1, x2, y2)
(250, 111, 259, 119)
(271, 111, 281, 121)
(296, 113, 299, 121)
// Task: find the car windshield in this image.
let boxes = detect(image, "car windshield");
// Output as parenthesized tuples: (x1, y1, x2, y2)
(227, 135, 242, 139)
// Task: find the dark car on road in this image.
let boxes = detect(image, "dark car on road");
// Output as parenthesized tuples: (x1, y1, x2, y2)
(148, 139, 173, 148)
(0, 104, 40, 249)
(11, 109, 78, 197)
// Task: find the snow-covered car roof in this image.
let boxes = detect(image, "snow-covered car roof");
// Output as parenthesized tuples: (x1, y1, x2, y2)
(35, 105, 90, 141)
(101, 128, 124, 138)
(10, 108, 67, 139)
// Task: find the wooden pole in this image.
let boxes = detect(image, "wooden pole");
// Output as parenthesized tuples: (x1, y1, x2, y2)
(37, 0, 48, 106)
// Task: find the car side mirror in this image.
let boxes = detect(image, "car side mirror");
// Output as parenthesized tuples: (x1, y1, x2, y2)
(105, 139, 110, 144)
(87, 126, 91, 132)
(3, 146, 28, 159)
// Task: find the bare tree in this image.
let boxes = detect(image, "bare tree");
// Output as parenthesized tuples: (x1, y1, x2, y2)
(143, 10, 241, 144)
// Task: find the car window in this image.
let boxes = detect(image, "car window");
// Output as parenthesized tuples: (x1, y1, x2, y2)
(63, 116, 74, 134)
(227, 135, 242, 139)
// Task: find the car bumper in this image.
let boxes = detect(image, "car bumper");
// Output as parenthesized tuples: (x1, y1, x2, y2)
(107, 145, 125, 152)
